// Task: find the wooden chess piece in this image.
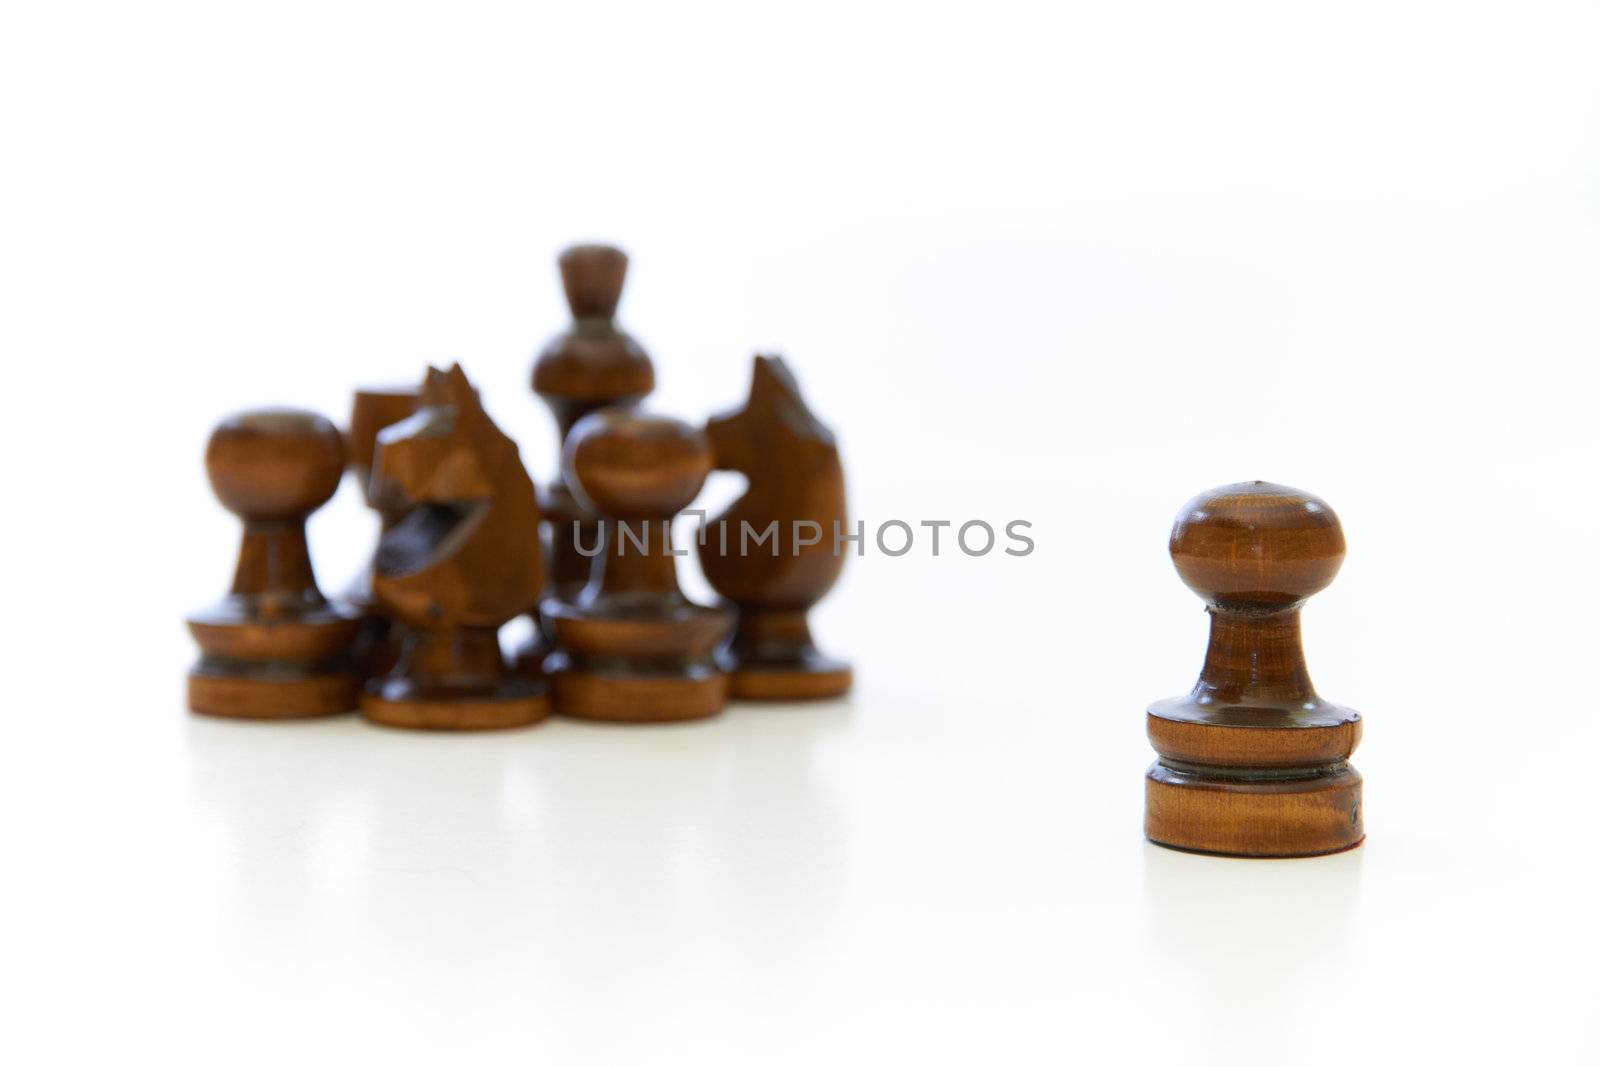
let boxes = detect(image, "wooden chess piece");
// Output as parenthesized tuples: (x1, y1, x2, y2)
(186, 409, 361, 718)
(344, 385, 420, 678)
(1144, 481, 1364, 857)
(699, 355, 852, 700)
(543, 410, 731, 722)
(360, 364, 548, 730)
(514, 244, 655, 674)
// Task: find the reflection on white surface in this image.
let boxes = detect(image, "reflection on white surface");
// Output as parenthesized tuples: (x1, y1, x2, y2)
(181, 702, 856, 1058)
(1142, 844, 1361, 1059)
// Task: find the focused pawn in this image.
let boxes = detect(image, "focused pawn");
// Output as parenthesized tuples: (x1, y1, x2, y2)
(360, 365, 548, 730)
(514, 244, 655, 675)
(543, 411, 731, 722)
(186, 409, 361, 718)
(343, 385, 420, 678)
(1144, 481, 1364, 857)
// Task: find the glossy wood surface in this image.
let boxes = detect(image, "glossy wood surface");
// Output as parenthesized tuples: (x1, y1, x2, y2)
(1144, 481, 1364, 857)
(517, 243, 656, 674)
(360, 365, 547, 730)
(532, 243, 655, 599)
(698, 356, 851, 700)
(543, 409, 731, 722)
(186, 409, 360, 718)
(343, 385, 420, 678)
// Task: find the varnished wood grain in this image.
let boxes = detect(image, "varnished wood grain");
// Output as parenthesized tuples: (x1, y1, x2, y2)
(516, 243, 655, 674)
(1144, 481, 1364, 857)
(360, 365, 548, 730)
(543, 409, 731, 722)
(698, 355, 852, 701)
(343, 385, 420, 679)
(186, 409, 360, 718)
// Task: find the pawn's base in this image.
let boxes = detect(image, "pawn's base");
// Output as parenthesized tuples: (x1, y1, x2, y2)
(360, 688, 549, 731)
(548, 654, 727, 723)
(188, 662, 357, 719)
(719, 650, 852, 701)
(1145, 761, 1363, 858)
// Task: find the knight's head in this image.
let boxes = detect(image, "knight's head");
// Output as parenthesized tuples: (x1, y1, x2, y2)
(368, 364, 496, 509)
(706, 355, 834, 474)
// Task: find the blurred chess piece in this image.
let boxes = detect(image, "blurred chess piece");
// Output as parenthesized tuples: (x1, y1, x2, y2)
(186, 409, 360, 718)
(515, 244, 655, 674)
(699, 355, 851, 700)
(343, 385, 419, 678)
(543, 410, 731, 721)
(361, 365, 548, 730)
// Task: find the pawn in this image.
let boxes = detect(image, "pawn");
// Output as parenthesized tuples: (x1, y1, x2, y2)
(699, 355, 852, 699)
(524, 244, 655, 616)
(186, 409, 361, 718)
(543, 411, 731, 722)
(343, 385, 420, 678)
(1145, 482, 1364, 857)
(361, 364, 548, 730)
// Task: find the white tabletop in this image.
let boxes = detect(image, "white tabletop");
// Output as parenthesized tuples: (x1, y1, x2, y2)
(7, 1, 1599, 1061)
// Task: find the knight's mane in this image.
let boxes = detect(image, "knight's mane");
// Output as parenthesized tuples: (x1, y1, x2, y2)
(759, 357, 835, 447)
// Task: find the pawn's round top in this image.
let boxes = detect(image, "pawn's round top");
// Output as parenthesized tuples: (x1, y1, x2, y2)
(1170, 481, 1344, 612)
(206, 408, 345, 520)
(558, 243, 629, 320)
(564, 410, 712, 520)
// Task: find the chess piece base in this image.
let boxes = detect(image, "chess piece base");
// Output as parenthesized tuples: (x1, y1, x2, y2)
(188, 662, 357, 719)
(1144, 761, 1364, 858)
(360, 687, 549, 731)
(187, 602, 361, 664)
(719, 649, 852, 701)
(547, 654, 727, 722)
(714, 606, 850, 701)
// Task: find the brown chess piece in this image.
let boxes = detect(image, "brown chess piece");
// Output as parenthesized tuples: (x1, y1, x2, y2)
(1144, 481, 1364, 857)
(699, 355, 852, 700)
(186, 409, 361, 718)
(344, 385, 420, 678)
(543, 410, 731, 722)
(360, 364, 548, 730)
(514, 244, 655, 674)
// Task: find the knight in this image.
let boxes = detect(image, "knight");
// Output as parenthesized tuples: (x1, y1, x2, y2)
(360, 364, 549, 730)
(698, 355, 852, 700)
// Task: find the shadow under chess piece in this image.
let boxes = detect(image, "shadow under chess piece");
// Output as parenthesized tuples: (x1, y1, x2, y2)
(515, 244, 655, 676)
(343, 385, 420, 679)
(699, 355, 852, 700)
(186, 409, 361, 718)
(1144, 481, 1364, 857)
(360, 364, 548, 730)
(543, 410, 731, 722)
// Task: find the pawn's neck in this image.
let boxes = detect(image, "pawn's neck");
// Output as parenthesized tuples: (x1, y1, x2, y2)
(1194, 607, 1316, 705)
(232, 519, 322, 610)
(589, 519, 684, 600)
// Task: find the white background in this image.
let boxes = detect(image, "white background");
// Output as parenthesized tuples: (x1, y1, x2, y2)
(3, 1, 1598, 1063)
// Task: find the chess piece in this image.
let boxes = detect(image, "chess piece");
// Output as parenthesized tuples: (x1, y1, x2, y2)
(186, 409, 360, 718)
(360, 364, 548, 730)
(1144, 482, 1364, 857)
(699, 356, 851, 700)
(515, 244, 655, 673)
(344, 385, 420, 678)
(543, 410, 731, 721)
